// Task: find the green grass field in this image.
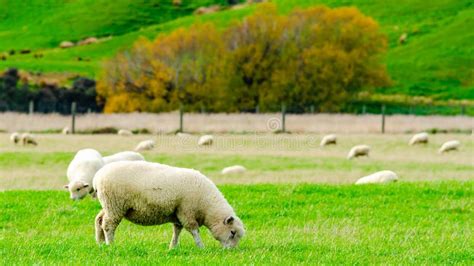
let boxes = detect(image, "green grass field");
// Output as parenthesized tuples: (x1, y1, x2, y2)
(1, 182, 473, 264)
(0, 0, 473, 100)
(0, 133, 472, 264)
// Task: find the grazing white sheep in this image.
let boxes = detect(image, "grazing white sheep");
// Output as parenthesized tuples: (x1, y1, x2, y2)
(347, 145, 370, 159)
(221, 165, 246, 175)
(93, 161, 245, 248)
(355, 170, 398, 185)
(65, 149, 104, 200)
(438, 140, 460, 153)
(320, 134, 337, 146)
(103, 151, 145, 165)
(409, 132, 428, 145)
(21, 133, 37, 146)
(176, 132, 192, 138)
(118, 129, 133, 136)
(62, 127, 70, 135)
(134, 140, 155, 151)
(198, 135, 214, 146)
(10, 132, 20, 144)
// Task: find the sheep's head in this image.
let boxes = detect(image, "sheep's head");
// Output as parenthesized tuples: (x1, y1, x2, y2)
(211, 215, 245, 248)
(64, 181, 90, 200)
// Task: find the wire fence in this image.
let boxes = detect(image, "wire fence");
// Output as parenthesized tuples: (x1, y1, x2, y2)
(2, 100, 472, 117)
(1, 101, 472, 134)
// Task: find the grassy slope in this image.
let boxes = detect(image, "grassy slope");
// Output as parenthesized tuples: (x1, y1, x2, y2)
(0, 0, 232, 50)
(1, 182, 473, 264)
(0, 0, 472, 100)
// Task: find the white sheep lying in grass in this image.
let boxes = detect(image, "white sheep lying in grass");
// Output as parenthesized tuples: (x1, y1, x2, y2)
(438, 140, 460, 153)
(198, 135, 213, 146)
(93, 161, 245, 248)
(103, 151, 145, 165)
(65, 149, 104, 200)
(347, 145, 370, 159)
(118, 129, 133, 136)
(10, 132, 20, 144)
(320, 134, 337, 146)
(134, 140, 155, 151)
(355, 170, 398, 185)
(409, 132, 428, 145)
(176, 132, 192, 138)
(21, 133, 37, 146)
(221, 165, 246, 175)
(62, 127, 70, 135)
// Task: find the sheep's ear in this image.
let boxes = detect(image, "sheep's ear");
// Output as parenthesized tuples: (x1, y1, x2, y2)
(64, 185, 69, 189)
(83, 183, 89, 188)
(224, 216, 234, 225)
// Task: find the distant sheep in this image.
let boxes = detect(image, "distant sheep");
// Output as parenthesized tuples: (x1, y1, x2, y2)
(176, 132, 192, 138)
(399, 33, 408, 44)
(347, 145, 370, 159)
(198, 135, 214, 146)
(21, 133, 37, 146)
(135, 140, 155, 151)
(438, 140, 460, 154)
(10, 132, 20, 144)
(409, 132, 428, 145)
(62, 127, 70, 135)
(118, 129, 133, 136)
(355, 170, 398, 185)
(103, 151, 145, 165)
(93, 161, 245, 248)
(65, 149, 105, 200)
(194, 5, 220, 15)
(78, 37, 98, 46)
(59, 41, 74, 49)
(221, 165, 246, 175)
(320, 134, 337, 146)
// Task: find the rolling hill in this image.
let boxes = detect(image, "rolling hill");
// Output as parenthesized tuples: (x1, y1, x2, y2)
(0, 0, 472, 101)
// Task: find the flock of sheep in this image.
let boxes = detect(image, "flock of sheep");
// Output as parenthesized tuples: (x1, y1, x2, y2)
(320, 132, 461, 184)
(7, 129, 462, 248)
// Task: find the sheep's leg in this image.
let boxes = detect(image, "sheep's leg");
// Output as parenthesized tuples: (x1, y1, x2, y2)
(176, 207, 204, 248)
(90, 189, 97, 199)
(102, 214, 122, 245)
(190, 228, 204, 248)
(95, 210, 105, 244)
(169, 223, 183, 249)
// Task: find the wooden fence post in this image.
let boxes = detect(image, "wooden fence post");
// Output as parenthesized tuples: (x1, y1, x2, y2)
(28, 100, 34, 115)
(71, 102, 76, 134)
(381, 104, 386, 134)
(179, 104, 184, 133)
(281, 103, 286, 133)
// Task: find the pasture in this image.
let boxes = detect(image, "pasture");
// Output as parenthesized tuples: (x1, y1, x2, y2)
(0, 132, 473, 264)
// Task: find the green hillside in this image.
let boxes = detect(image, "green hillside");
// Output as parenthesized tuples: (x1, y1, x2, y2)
(0, 0, 472, 100)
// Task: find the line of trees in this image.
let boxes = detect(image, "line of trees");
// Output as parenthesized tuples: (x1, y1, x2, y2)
(97, 3, 391, 113)
(0, 68, 101, 113)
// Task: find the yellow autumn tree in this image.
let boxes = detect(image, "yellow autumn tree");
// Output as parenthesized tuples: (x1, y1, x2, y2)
(97, 38, 173, 113)
(98, 24, 228, 113)
(224, 3, 288, 111)
(149, 23, 230, 112)
(98, 3, 390, 113)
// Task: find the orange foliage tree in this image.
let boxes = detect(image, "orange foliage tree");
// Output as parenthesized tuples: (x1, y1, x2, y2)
(98, 3, 390, 113)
